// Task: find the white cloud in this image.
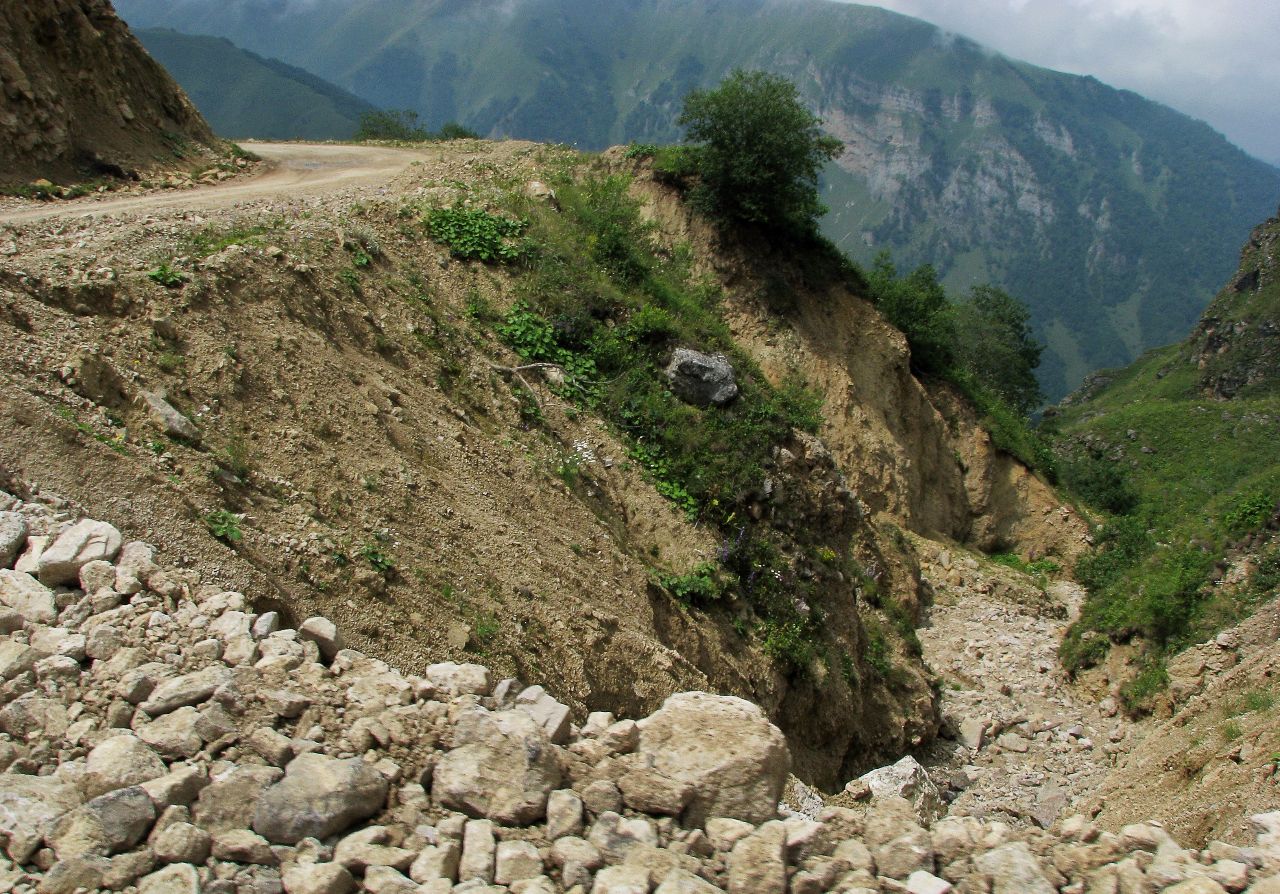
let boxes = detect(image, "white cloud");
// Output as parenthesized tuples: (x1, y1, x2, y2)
(851, 0, 1280, 165)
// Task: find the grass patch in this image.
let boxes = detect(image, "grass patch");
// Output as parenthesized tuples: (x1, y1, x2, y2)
(184, 219, 283, 258)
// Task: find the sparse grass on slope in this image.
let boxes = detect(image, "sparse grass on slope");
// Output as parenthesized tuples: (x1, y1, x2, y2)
(1051, 256, 1280, 712)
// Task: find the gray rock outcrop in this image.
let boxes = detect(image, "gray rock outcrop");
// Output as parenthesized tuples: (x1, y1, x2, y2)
(664, 348, 739, 407)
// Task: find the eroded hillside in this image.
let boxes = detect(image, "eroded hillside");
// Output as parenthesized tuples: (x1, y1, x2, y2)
(0, 0, 220, 186)
(0, 139, 1081, 791)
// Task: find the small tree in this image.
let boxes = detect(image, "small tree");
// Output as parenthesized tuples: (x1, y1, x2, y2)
(355, 109, 429, 141)
(953, 284, 1045, 414)
(678, 70, 842, 235)
(868, 252, 956, 375)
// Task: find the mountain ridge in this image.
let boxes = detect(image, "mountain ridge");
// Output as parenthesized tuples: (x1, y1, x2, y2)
(133, 28, 377, 141)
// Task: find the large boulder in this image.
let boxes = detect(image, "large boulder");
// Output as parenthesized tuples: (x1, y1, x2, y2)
(664, 349, 739, 408)
(857, 755, 944, 825)
(432, 707, 562, 825)
(253, 754, 388, 844)
(636, 692, 789, 826)
(45, 786, 156, 858)
(36, 519, 123, 586)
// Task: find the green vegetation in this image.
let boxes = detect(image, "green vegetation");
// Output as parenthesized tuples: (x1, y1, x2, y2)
(357, 543, 395, 576)
(183, 220, 282, 258)
(676, 70, 842, 236)
(135, 28, 377, 140)
(415, 165, 838, 677)
(866, 252, 1053, 472)
(204, 509, 243, 544)
(1052, 211, 1280, 705)
(147, 263, 187, 288)
(425, 207, 527, 262)
(653, 563, 728, 606)
(355, 109, 479, 142)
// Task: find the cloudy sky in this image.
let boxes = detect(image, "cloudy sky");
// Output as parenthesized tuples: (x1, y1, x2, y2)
(854, 0, 1280, 166)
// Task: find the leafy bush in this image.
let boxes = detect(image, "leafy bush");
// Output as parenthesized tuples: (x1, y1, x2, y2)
(1223, 490, 1276, 536)
(654, 563, 728, 606)
(426, 207, 527, 262)
(677, 70, 842, 235)
(953, 284, 1045, 415)
(867, 253, 955, 376)
(1057, 448, 1139, 515)
(204, 510, 242, 544)
(147, 263, 186, 288)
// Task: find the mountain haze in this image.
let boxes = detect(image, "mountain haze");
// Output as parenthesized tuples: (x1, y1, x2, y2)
(113, 0, 1280, 399)
(134, 28, 376, 141)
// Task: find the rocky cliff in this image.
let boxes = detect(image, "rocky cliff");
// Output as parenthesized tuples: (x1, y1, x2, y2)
(0, 0, 218, 185)
(1190, 206, 1280, 399)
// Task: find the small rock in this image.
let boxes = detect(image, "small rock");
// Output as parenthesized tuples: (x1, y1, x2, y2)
(0, 569, 57, 624)
(726, 820, 787, 894)
(665, 348, 739, 408)
(152, 822, 212, 865)
(138, 862, 201, 894)
(298, 617, 344, 663)
(494, 840, 542, 885)
(459, 819, 496, 884)
(283, 862, 356, 894)
(0, 512, 27, 569)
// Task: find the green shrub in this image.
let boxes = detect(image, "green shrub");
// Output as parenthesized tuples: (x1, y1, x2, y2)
(356, 110, 480, 142)
(1224, 490, 1276, 536)
(426, 207, 527, 262)
(1058, 448, 1139, 514)
(654, 563, 728, 606)
(204, 510, 242, 543)
(357, 543, 395, 576)
(677, 70, 842, 235)
(147, 263, 186, 288)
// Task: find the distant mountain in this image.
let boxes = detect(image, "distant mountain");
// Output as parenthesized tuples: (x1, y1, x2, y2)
(132, 28, 376, 141)
(113, 0, 1280, 399)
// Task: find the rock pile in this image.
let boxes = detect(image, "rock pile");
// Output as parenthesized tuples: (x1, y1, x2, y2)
(0, 490, 1278, 893)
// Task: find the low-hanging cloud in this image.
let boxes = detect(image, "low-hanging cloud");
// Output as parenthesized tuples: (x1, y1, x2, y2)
(851, 0, 1280, 166)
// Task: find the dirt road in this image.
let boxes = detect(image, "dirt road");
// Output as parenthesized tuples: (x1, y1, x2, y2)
(0, 142, 428, 225)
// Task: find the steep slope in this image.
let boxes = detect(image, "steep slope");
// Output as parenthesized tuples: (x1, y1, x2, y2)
(111, 0, 1280, 399)
(1051, 205, 1280, 721)
(0, 0, 219, 186)
(0, 139, 1082, 790)
(134, 29, 376, 141)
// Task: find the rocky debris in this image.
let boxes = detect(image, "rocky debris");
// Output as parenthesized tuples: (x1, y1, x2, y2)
(916, 546, 1130, 830)
(0, 500, 1275, 894)
(664, 348, 739, 408)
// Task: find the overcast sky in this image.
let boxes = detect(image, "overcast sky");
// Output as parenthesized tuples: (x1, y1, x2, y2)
(854, 0, 1280, 166)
